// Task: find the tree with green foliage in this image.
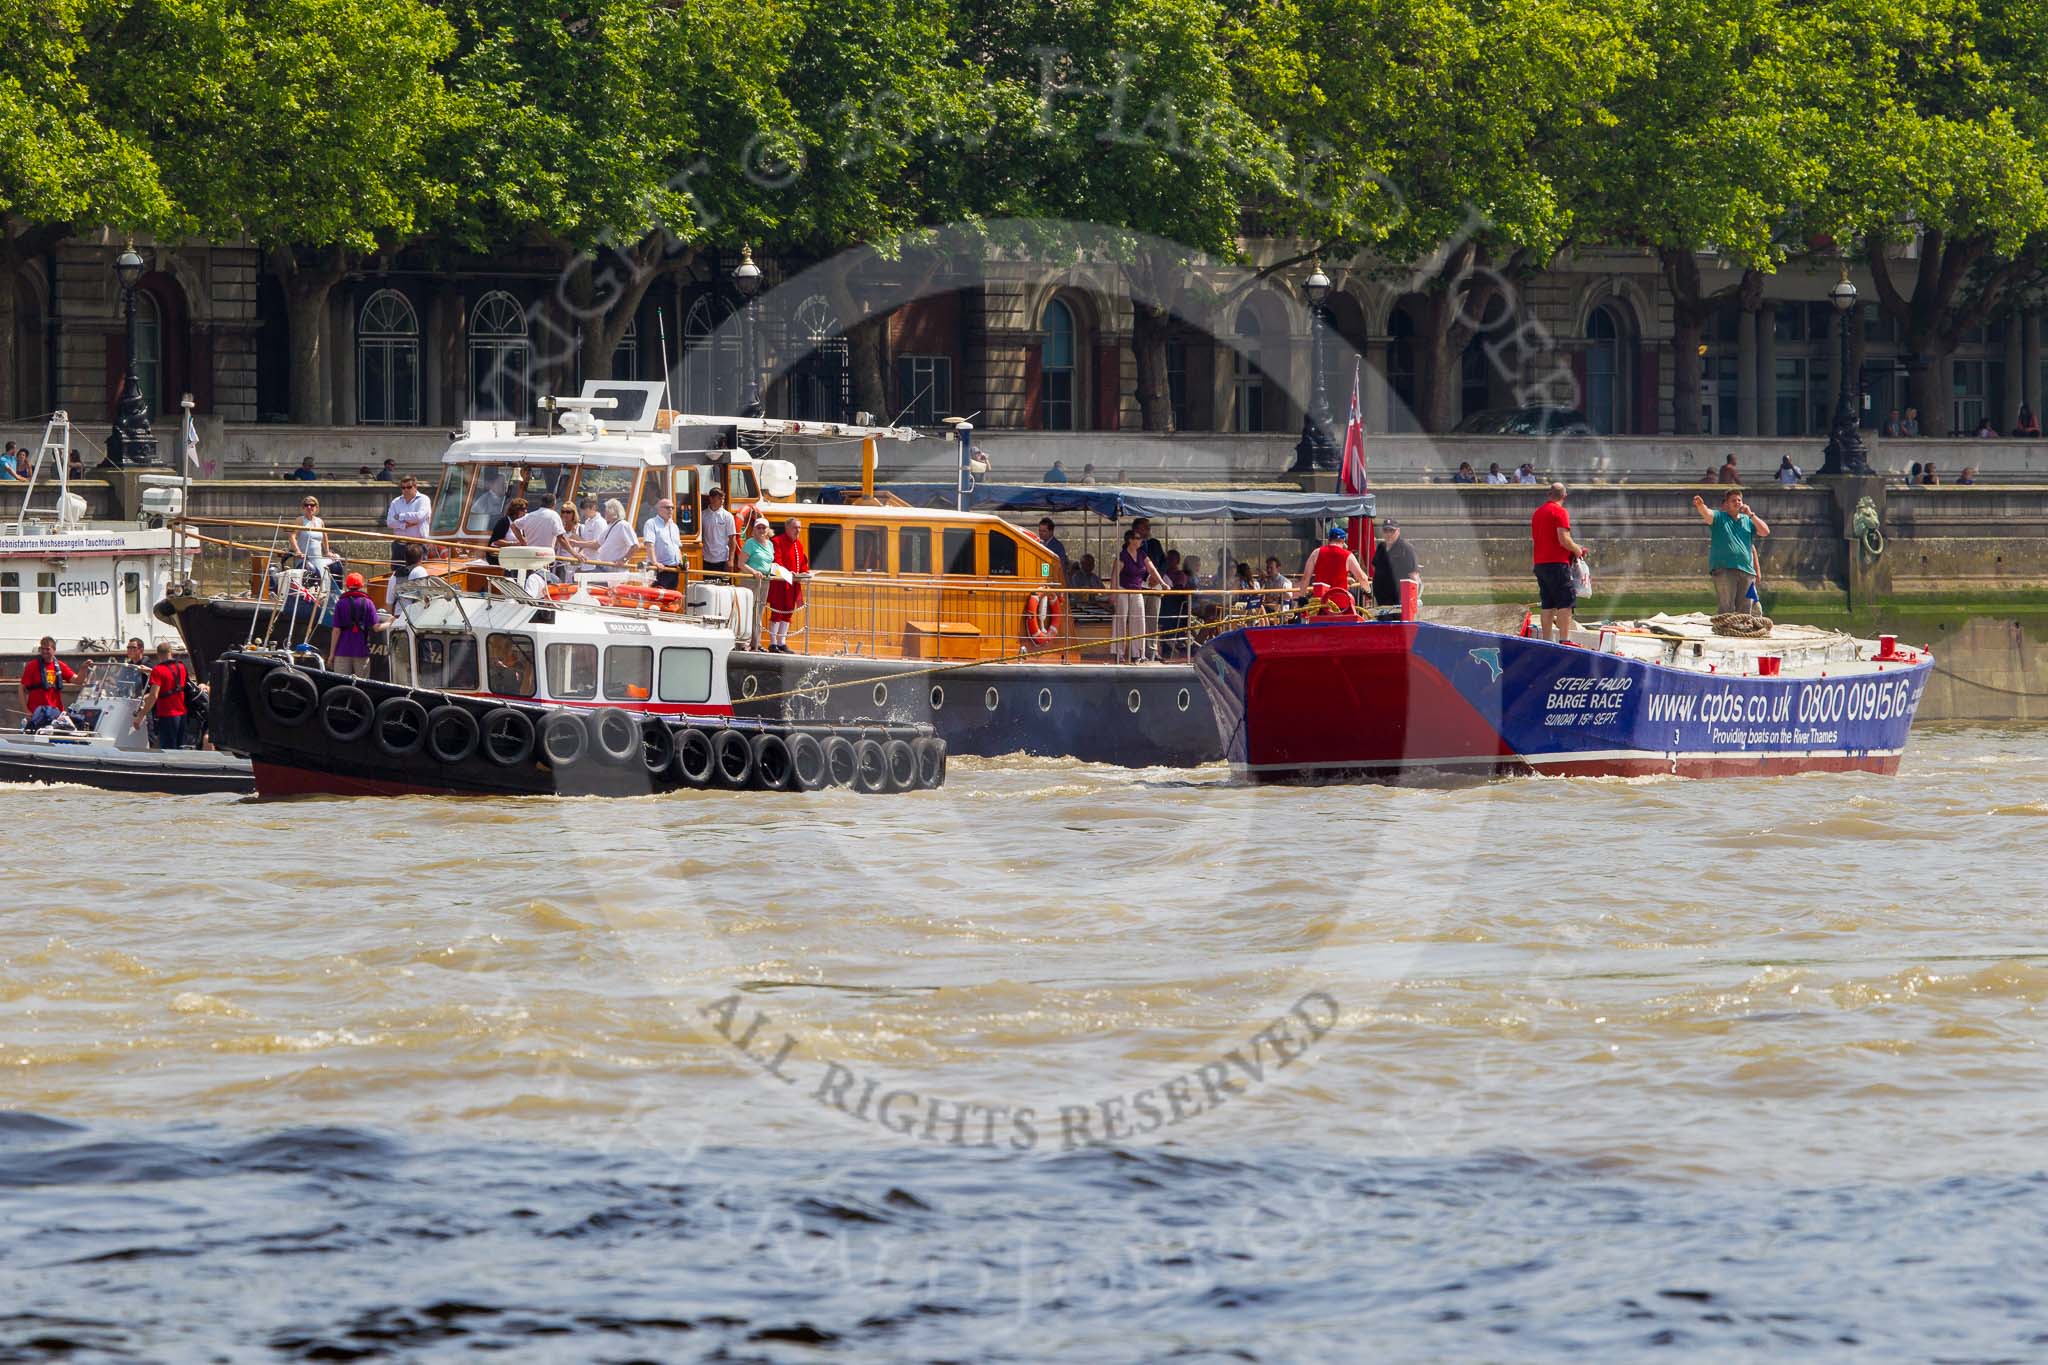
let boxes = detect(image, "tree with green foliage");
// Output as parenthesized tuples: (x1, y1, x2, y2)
(1818, 0, 2048, 435)
(439, 0, 798, 402)
(93, 0, 456, 424)
(1282, 0, 1643, 432)
(1575, 0, 1827, 432)
(0, 0, 170, 416)
(748, 0, 966, 420)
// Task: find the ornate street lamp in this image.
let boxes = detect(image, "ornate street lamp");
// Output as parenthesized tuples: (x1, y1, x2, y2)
(108, 242, 160, 467)
(731, 245, 764, 417)
(1291, 262, 1336, 472)
(1819, 267, 1871, 476)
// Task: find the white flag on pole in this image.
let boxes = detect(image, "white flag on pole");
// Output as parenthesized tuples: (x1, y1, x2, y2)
(182, 408, 201, 477)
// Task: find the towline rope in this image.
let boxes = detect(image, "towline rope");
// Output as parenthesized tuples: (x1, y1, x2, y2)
(1930, 663, 2048, 699)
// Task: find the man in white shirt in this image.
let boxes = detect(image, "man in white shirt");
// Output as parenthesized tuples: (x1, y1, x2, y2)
(574, 496, 604, 546)
(642, 497, 684, 589)
(383, 475, 432, 604)
(700, 488, 737, 578)
(514, 493, 570, 580)
(1485, 462, 1508, 484)
(582, 499, 638, 576)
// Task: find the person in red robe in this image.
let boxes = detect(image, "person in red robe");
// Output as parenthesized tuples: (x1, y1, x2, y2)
(766, 518, 810, 652)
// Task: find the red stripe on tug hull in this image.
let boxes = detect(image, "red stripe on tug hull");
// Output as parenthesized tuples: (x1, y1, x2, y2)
(1243, 751, 1904, 784)
(1241, 621, 1515, 773)
(251, 761, 463, 799)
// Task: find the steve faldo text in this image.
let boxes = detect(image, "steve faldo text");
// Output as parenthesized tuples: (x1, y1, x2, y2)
(701, 990, 1342, 1151)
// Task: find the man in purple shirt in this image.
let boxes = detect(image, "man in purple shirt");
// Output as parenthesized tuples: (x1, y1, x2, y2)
(331, 572, 381, 678)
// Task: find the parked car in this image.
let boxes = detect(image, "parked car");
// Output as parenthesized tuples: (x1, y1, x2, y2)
(1453, 406, 1596, 437)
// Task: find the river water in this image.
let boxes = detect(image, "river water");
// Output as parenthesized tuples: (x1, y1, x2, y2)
(5, 727, 2048, 1360)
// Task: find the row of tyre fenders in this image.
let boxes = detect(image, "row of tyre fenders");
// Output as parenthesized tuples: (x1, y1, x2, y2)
(249, 667, 947, 793)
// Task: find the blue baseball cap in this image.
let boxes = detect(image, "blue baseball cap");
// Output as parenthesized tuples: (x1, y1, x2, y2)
(1327, 525, 1348, 540)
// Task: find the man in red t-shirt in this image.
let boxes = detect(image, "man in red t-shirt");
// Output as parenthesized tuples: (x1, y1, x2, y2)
(18, 636, 76, 729)
(1530, 483, 1590, 642)
(134, 641, 191, 750)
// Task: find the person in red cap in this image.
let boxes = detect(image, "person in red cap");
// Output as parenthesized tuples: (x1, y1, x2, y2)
(1298, 524, 1370, 618)
(330, 571, 381, 677)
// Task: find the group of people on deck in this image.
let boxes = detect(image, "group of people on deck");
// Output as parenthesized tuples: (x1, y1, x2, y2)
(17, 635, 199, 749)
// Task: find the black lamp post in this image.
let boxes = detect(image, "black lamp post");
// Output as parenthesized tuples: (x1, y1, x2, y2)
(1819, 268, 1871, 476)
(1291, 262, 1336, 472)
(108, 242, 159, 467)
(731, 245, 764, 418)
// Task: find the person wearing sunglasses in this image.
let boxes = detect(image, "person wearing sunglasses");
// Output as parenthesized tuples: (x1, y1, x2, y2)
(294, 496, 334, 586)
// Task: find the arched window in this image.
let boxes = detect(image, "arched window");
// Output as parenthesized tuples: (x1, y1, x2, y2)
(788, 293, 847, 421)
(1040, 298, 1076, 430)
(1585, 304, 1625, 434)
(357, 289, 419, 426)
(468, 290, 530, 421)
(133, 292, 162, 419)
(681, 294, 739, 414)
(1231, 306, 1265, 434)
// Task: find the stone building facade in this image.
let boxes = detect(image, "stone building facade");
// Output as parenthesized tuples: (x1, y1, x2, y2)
(8, 236, 2044, 444)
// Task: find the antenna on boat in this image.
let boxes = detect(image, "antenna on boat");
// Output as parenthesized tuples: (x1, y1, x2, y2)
(657, 307, 673, 410)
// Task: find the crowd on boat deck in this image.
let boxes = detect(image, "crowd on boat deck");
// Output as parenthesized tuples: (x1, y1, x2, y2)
(1026, 517, 1422, 662)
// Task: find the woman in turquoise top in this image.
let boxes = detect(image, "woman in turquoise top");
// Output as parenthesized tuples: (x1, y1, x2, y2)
(740, 519, 776, 648)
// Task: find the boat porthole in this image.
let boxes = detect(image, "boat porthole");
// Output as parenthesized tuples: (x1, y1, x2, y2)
(1037, 688, 1053, 713)
(930, 685, 944, 710)
(873, 683, 889, 708)
(984, 687, 1000, 712)
(1127, 689, 1141, 713)
(1176, 688, 1191, 712)
(740, 674, 759, 699)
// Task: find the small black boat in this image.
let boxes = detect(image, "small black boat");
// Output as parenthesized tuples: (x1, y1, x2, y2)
(209, 637, 946, 800)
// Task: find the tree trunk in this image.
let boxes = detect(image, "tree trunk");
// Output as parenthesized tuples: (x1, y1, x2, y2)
(1905, 337, 1954, 436)
(271, 246, 347, 426)
(1411, 241, 1526, 433)
(0, 246, 17, 420)
(843, 314, 887, 420)
(1661, 249, 1707, 435)
(576, 237, 687, 384)
(1669, 314, 1703, 435)
(1130, 300, 1172, 431)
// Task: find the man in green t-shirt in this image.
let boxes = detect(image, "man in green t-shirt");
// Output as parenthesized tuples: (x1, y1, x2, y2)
(1691, 487, 1771, 614)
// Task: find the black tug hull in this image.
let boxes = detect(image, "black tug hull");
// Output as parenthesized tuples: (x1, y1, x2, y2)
(210, 650, 944, 799)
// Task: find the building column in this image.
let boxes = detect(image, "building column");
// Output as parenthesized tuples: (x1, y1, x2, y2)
(1364, 338, 1390, 432)
(2004, 314, 2025, 429)
(1736, 308, 1758, 436)
(1754, 307, 1776, 438)
(2023, 309, 2043, 422)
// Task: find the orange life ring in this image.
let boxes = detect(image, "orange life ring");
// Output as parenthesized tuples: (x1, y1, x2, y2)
(545, 582, 580, 601)
(609, 584, 684, 610)
(1023, 591, 1062, 644)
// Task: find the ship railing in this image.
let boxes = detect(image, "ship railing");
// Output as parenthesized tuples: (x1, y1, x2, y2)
(685, 569, 1304, 663)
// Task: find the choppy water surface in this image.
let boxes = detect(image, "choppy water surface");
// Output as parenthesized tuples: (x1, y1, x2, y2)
(5, 727, 2048, 1360)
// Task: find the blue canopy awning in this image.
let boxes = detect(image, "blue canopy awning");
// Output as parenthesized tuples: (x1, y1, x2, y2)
(820, 482, 1375, 521)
